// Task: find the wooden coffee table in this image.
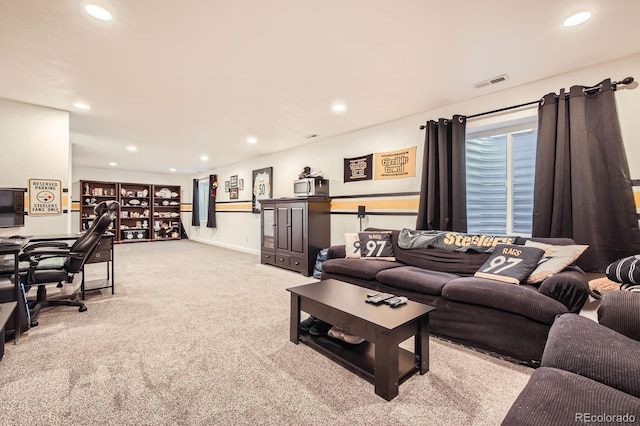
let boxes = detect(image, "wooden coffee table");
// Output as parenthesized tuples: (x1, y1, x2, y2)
(287, 279, 435, 401)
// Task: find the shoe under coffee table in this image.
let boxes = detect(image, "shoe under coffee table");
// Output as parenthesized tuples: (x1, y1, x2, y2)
(287, 279, 435, 401)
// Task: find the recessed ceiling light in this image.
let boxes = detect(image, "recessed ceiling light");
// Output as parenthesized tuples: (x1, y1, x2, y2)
(109, 162, 117, 166)
(73, 102, 91, 110)
(169, 168, 176, 172)
(126, 145, 137, 152)
(563, 11, 591, 27)
(246, 136, 258, 144)
(200, 155, 209, 161)
(85, 4, 113, 21)
(331, 101, 347, 114)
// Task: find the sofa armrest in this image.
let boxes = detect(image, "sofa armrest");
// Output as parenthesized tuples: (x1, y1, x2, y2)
(327, 245, 346, 259)
(537, 265, 589, 313)
(541, 313, 640, 398)
(598, 291, 640, 341)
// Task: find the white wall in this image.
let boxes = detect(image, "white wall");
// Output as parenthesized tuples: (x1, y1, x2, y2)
(191, 53, 640, 254)
(0, 98, 70, 237)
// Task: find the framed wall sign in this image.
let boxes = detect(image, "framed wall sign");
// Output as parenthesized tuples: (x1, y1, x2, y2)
(252, 167, 272, 213)
(230, 175, 238, 188)
(230, 188, 239, 199)
(29, 178, 62, 215)
(238, 179, 244, 191)
(224, 181, 230, 193)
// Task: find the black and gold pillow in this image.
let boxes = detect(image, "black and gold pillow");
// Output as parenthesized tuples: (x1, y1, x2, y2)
(474, 244, 544, 284)
(358, 231, 395, 261)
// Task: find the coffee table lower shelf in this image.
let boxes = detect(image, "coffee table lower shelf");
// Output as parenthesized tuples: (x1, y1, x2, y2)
(298, 333, 419, 386)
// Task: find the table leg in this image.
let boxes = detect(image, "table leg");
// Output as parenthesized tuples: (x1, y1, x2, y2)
(289, 293, 300, 344)
(374, 337, 399, 401)
(415, 315, 430, 374)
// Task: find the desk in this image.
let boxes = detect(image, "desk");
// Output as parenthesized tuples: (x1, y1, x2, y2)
(0, 241, 27, 345)
(30, 233, 115, 299)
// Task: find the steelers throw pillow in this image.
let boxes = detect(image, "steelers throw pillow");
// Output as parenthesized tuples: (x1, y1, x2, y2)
(358, 231, 396, 261)
(474, 244, 545, 284)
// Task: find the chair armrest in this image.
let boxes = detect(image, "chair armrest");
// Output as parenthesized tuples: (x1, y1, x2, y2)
(598, 291, 640, 341)
(22, 241, 70, 252)
(537, 265, 589, 313)
(327, 245, 346, 259)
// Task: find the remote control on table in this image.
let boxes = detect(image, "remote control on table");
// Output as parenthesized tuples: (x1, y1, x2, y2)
(387, 296, 408, 307)
(365, 293, 395, 304)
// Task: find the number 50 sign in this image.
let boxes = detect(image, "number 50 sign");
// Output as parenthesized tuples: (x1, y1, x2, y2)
(252, 167, 273, 213)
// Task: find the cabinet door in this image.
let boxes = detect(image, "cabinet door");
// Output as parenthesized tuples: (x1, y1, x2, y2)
(261, 205, 275, 251)
(290, 204, 305, 255)
(276, 206, 290, 252)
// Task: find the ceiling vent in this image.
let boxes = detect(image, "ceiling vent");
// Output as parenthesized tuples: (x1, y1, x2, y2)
(474, 74, 509, 89)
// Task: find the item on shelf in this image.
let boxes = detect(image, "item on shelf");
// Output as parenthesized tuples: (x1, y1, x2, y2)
(142, 188, 149, 197)
(170, 191, 179, 198)
(143, 209, 150, 216)
(170, 212, 179, 218)
(157, 188, 171, 198)
(141, 200, 148, 207)
(129, 199, 140, 205)
(169, 201, 178, 206)
(162, 200, 169, 206)
(120, 188, 127, 196)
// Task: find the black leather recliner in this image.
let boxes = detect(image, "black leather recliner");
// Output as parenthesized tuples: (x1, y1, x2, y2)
(19, 200, 118, 326)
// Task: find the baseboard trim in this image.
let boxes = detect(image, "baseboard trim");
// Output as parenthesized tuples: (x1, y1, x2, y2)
(188, 237, 260, 256)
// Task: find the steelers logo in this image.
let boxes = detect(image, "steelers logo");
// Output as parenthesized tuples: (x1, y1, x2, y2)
(37, 191, 55, 203)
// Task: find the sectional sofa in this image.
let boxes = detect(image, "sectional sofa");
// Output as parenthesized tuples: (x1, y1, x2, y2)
(321, 229, 589, 366)
(502, 291, 640, 425)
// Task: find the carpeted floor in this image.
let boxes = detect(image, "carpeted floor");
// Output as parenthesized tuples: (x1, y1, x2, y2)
(0, 240, 532, 425)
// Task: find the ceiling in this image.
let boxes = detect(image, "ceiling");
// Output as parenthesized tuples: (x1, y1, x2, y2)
(1, 1, 640, 175)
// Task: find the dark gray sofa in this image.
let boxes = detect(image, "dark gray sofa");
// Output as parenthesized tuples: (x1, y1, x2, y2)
(502, 291, 640, 425)
(321, 229, 589, 366)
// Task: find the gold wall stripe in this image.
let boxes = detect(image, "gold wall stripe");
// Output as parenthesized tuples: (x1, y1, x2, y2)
(181, 204, 192, 212)
(634, 189, 640, 209)
(331, 198, 419, 211)
(216, 202, 253, 211)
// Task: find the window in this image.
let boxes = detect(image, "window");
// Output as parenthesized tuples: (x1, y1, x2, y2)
(466, 121, 537, 235)
(198, 178, 209, 221)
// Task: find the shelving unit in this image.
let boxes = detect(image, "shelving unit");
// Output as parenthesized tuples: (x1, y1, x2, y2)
(80, 180, 118, 233)
(118, 183, 152, 243)
(78, 180, 181, 243)
(152, 185, 181, 240)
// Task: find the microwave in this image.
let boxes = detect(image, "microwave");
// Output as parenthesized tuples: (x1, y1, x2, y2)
(293, 178, 329, 197)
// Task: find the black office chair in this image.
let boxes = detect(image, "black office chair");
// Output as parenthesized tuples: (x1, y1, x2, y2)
(19, 201, 118, 326)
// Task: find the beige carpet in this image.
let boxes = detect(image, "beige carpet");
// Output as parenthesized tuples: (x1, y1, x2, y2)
(0, 240, 531, 425)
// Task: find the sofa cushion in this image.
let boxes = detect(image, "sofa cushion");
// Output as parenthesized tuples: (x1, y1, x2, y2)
(442, 277, 568, 324)
(344, 233, 362, 258)
(321, 258, 403, 280)
(502, 367, 640, 426)
(542, 313, 640, 398)
(524, 241, 588, 284)
(474, 244, 544, 284)
(358, 231, 395, 261)
(393, 247, 491, 276)
(376, 266, 459, 296)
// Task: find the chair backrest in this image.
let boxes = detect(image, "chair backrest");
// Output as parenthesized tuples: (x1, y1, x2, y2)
(66, 202, 117, 273)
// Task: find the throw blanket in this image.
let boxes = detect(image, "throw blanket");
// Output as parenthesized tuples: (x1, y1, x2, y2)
(398, 228, 519, 253)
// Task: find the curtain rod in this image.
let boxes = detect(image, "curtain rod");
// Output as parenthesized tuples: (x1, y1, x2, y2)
(419, 76, 634, 129)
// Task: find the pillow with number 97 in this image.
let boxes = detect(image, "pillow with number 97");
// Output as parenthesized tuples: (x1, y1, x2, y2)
(358, 231, 396, 261)
(474, 244, 544, 284)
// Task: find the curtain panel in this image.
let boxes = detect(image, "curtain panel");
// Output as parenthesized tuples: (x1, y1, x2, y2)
(191, 179, 200, 226)
(533, 78, 640, 271)
(416, 115, 467, 231)
(207, 174, 217, 228)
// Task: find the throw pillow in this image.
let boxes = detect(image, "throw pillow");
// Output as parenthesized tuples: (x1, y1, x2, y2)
(474, 244, 545, 284)
(344, 233, 362, 259)
(358, 231, 396, 261)
(606, 254, 640, 285)
(524, 241, 588, 284)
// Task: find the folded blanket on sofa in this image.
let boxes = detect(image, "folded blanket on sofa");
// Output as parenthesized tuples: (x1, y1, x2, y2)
(398, 228, 519, 253)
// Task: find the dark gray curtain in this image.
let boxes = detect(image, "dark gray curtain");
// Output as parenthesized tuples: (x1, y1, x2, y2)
(191, 179, 200, 226)
(416, 115, 467, 231)
(533, 78, 640, 271)
(206, 174, 217, 228)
